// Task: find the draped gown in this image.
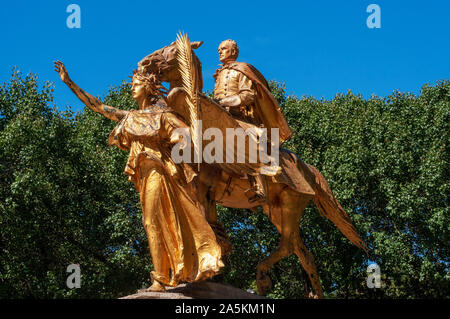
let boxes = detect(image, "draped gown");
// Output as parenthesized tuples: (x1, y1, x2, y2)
(108, 107, 223, 287)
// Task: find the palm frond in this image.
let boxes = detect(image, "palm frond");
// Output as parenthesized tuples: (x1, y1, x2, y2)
(176, 31, 201, 168)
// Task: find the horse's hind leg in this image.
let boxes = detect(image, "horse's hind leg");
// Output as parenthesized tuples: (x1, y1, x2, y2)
(293, 232, 324, 298)
(256, 191, 308, 295)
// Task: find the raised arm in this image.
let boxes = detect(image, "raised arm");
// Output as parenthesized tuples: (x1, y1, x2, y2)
(54, 61, 127, 122)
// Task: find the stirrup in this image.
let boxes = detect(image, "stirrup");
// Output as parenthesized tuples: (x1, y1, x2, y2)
(244, 188, 266, 204)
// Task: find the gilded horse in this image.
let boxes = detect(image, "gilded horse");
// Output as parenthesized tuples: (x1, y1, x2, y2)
(137, 37, 368, 298)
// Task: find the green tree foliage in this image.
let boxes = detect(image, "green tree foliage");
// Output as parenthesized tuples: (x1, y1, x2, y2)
(0, 70, 151, 298)
(0, 70, 448, 298)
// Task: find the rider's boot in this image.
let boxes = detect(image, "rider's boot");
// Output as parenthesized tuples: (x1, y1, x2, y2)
(245, 175, 266, 204)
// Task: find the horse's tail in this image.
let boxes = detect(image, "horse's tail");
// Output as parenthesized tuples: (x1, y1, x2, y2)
(307, 164, 368, 254)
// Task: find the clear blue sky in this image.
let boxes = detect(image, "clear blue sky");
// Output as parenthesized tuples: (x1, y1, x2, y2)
(1, 0, 449, 112)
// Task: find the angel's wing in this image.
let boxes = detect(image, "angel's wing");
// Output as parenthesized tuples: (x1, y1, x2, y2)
(169, 90, 279, 177)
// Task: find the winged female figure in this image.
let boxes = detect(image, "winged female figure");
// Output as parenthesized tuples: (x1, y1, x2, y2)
(54, 61, 224, 292)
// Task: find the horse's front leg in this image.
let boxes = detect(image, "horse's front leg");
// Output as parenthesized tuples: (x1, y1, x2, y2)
(204, 196, 232, 257)
(197, 168, 232, 257)
(256, 235, 293, 295)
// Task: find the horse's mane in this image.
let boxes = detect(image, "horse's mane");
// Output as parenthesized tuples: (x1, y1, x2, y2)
(191, 52, 203, 92)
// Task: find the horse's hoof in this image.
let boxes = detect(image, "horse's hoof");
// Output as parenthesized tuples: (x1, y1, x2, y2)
(256, 273, 272, 295)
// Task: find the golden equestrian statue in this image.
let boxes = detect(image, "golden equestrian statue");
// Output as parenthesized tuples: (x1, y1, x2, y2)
(55, 32, 368, 298)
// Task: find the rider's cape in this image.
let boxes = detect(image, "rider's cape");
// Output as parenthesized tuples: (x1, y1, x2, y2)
(214, 62, 293, 144)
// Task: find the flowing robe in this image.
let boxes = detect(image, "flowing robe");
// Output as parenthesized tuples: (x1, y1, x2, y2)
(108, 108, 223, 286)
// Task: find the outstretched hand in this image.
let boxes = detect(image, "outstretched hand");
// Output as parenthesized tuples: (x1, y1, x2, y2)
(53, 61, 70, 83)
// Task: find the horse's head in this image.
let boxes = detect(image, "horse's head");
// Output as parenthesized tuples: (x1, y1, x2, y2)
(138, 40, 204, 91)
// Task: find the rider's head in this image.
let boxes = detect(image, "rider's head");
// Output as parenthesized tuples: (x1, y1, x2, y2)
(218, 40, 239, 64)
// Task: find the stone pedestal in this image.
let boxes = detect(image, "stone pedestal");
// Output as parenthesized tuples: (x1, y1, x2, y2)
(119, 282, 266, 299)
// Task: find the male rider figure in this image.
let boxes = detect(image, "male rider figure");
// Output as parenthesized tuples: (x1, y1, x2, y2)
(213, 39, 292, 203)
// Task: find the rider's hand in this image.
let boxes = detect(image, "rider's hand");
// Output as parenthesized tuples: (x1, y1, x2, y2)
(53, 61, 70, 83)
